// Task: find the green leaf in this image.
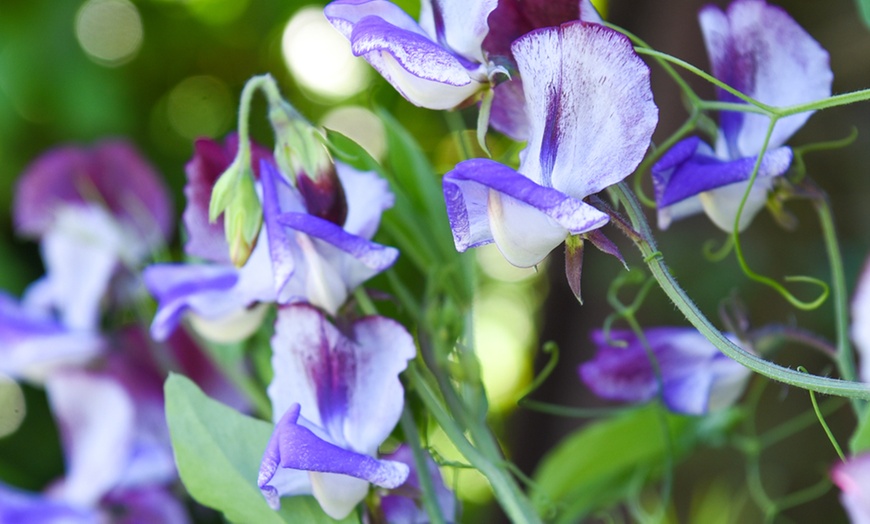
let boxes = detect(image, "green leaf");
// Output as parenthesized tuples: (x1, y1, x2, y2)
(858, 0, 870, 28)
(532, 404, 721, 523)
(164, 374, 358, 524)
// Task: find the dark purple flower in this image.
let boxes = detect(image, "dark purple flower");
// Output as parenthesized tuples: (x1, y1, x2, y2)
(652, 0, 832, 231)
(579, 328, 751, 415)
(258, 304, 415, 518)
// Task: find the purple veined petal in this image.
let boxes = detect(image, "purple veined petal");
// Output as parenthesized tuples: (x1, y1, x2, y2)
(483, 0, 601, 60)
(579, 328, 751, 415)
(104, 486, 191, 524)
(348, 16, 487, 109)
(336, 162, 395, 240)
(276, 213, 399, 313)
(418, 0, 498, 63)
(325, 0, 430, 40)
(700, 0, 832, 157)
(260, 160, 299, 298)
(0, 293, 105, 383)
(380, 445, 458, 524)
(852, 256, 870, 383)
(259, 404, 409, 517)
(14, 140, 173, 249)
(443, 158, 609, 267)
(512, 21, 657, 197)
(46, 371, 136, 508)
(489, 78, 530, 142)
(832, 453, 870, 524)
(29, 205, 135, 331)
(652, 136, 792, 208)
(0, 483, 99, 524)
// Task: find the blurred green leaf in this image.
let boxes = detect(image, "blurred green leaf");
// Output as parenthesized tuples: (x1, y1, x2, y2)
(858, 0, 870, 28)
(164, 373, 357, 524)
(532, 404, 718, 523)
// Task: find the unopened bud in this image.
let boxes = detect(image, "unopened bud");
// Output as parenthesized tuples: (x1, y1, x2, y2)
(223, 171, 262, 267)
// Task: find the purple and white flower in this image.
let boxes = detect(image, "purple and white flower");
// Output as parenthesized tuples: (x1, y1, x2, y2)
(145, 138, 397, 343)
(442, 21, 657, 272)
(652, 0, 832, 231)
(832, 453, 870, 524)
(579, 328, 752, 415)
(258, 304, 415, 519)
(13, 141, 172, 331)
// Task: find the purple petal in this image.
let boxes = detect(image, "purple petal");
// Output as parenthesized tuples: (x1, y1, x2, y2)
(512, 22, 657, 197)
(700, 0, 832, 156)
(105, 487, 191, 524)
(0, 293, 104, 382)
(46, 371, 136, 507)
(260, 160, 300, 300)
(325, 0, 429, 39)
(443, 158, 608, 267)
(483, 0, 600, 60)
(418, 0, 498, 63)
(852, 257, 870, 383)
(652, 137, 792, 208)
(344, 15, 486, 109)
(380, 445, 458, 524)
(832, 453, 870, 524)
(0, 484, 99, 524)
(579, 328, 751, 415)
(489, 78, 530, 142)
(259, 404, 409, 517)
(13, 140, 172, 247)
(336, 162, 395, 240)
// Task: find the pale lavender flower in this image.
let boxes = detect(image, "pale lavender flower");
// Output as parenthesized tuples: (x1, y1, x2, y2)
(652, 0, 832, 231)
(833, 453, 870, 524)
(442, 21, 656, 280)
(258, 304, 415, 519)
(579, 328, 751, 415)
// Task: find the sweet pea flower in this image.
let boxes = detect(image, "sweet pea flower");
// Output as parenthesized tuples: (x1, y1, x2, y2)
(851, 256, 870, 382)
(145, 138, 397, 342)
(13, 141, 172, 331)
(652, 0, 832, 231)
(379, 445, 458, 524)
(442, 21, 656, 279)
(258, 304, 415, 519)
(832, 453, 870, 524)
(579, 328, 752, 415)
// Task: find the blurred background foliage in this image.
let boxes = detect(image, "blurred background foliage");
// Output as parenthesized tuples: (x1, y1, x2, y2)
(1, 0, 870, 522)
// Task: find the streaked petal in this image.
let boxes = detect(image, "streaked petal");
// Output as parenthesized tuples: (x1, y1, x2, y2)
(258, 404, 409, 517)
(260, 160, 299, 298)
(443, 158, 608, 267)
(46, 372, 135, 507)
(483, 0, 600, 59)
(579, 328, 751, 415)
(348, 16, 486, 109)
(700, 0, 832, 156)
(512, 22, 657, 197)
(832, 453, 870, 524)
(418, 0, 498, 63)
(13, 140, 172, 248)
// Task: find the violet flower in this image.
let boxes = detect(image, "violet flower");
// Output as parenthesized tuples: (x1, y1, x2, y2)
(579, 328, 751, 415)
(832, 453, 870, 524)
(258, 304, 415, 519)
(13, 141, 172, 331)
(442, 21, 656, 284)
(379, 445, 457, 524)
(145, 138, 397, 342)
(652, 0, 832, 231)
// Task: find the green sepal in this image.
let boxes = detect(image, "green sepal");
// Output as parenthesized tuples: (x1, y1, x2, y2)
(224, 172, 263, 267)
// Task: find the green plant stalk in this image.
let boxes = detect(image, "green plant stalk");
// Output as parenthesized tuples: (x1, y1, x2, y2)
(608, 182, 870, 399)
(407, 365, 544, 524)
(400, 407, 446, 524)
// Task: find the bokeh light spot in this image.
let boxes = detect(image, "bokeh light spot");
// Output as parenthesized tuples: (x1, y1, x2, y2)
(281, 7, 370, 100)
(321, 106, 386, 162)
(166, 75, 233, 140)
(0, 374, 25, 439)
(75, 0, 143, 67)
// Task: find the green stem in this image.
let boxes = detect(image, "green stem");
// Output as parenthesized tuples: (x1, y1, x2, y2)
(400, 407, 446, 524)
(608, 182, 870, 399)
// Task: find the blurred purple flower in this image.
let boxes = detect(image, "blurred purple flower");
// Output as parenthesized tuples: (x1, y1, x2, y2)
(833, 453, 870, 524)
(12, 141, 172, 331)
(652, 0, 832, 231)
(442, 21, 656, 276)
(379, 445, 457, 524)
(579, 328, 751, 415)
(851, 256, 870, 382)
(258, 304, 415, 519)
